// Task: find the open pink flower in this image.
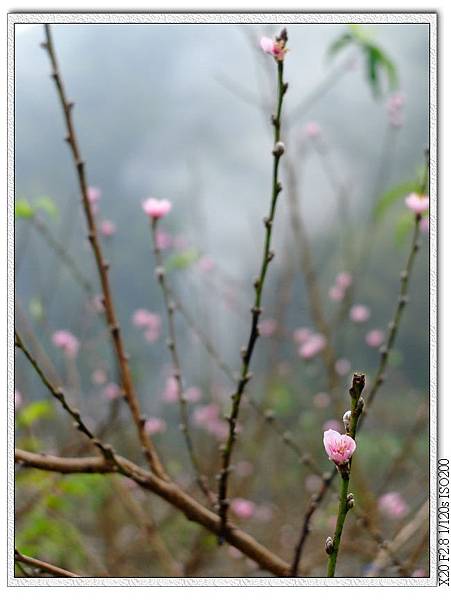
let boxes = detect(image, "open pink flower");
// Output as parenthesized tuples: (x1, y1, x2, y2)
(52, 330, 80, 358)
(142, 198, 172, 219)
(144, 417, 167, 435)
(405, 193, 429, 215)
(100, 219, 116, 237)
(366, 329, 385, 348)
(323, 429, 356, 465)
(350, 304, 370, 323)
(231, 498, 256, 519)
(378, 492, 408, 519)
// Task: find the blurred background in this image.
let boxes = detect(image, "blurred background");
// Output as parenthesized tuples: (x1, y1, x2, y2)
(15, 22, 429, 578)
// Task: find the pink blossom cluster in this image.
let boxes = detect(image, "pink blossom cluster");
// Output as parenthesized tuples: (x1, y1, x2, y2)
(294, 328, 326, 360)
(132, 309, 162, 344)
(329, 271, 353, 302)
(142, 198, 172, 220)
(192, 402, 231, 441)
(386, 92, 406, 128)
(405, 193, 429, 216)
(378, 491, 409, 519)
(323, 428, 356, 465)
(349, 304, 371, 323)
(260, 35, 288, 62)
(52, 330, 80, 358)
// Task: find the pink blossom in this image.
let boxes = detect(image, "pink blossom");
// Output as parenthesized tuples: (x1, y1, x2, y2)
(259, 35, 287, 61)
(100, 219, 116, 237)
(420, 216, 429, 234)
(323, 429, 356, 465)
(231, 498, 255, 519)
(365, 329, 385, 348)
(350, 304, 370, 323)
(329, 285, 345, 302)
(144, 417, 167, 435)
(15, 389, 22, 409)
(87, 186, 101, 205)
(293, 327, 312, 345)
(142, 198, 172, 220)
(304, 121, 321, 139)
(198, 256, 215, 273)
(405, 193, 429, 215)
(102, 382, 122, 401)
(299, 333, 326, 359)
(155, 229, 173, 250)
(259, 318, 277, 337)
(91, 369, 107, 385)
(132, 309, 159, 329)
(313, 392, 331, 409)
(378, 492, 409, 519)
(336, 271, 353, 289)
(52, 330, 80, 358)
(335, 358, 351, 376)
(185, 386, 203, 403)
(163, 376, 179, 404)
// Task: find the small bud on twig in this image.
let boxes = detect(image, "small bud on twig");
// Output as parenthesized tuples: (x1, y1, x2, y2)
(272, 141, 285, 157)
(325, 537, 334, 555)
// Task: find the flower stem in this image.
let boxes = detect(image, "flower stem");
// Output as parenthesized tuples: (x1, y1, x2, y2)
(327, 473, 350, 577)
(217, 41, 288, 540)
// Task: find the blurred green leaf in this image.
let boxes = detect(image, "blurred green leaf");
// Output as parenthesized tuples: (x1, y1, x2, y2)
(327, 32, 353, 58)
(165, 248, 200, 272)
(18, 400, 54, 427)
(269, 383, 293, 416)
(29, 296, 44, 321)
(373, 179, 420, 221)
(15, 198, 35, 219)
(395, 212, 415, 246)
(35, 196, 59, 219)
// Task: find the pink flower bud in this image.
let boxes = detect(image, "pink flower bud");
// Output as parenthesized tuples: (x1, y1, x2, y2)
(405, 193, 429, 215)
(144, 417, 167, 435)
(365, 329, 385, 348)
(259, 318, 277, 337)
(231, 498, 255, 519)
(350, 304, 370, 323)
(52, 330, 80, 358)
(259, 35, 287, 61)
(142, 198, 172, 219)
(100, 219, 116, 237)
(323, 429, 356, 465)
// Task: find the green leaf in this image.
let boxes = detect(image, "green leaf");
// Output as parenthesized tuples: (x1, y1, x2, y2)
(327, 32, 353, 58)
(35, 196, 59, 219)
(15, 199, 35, 219)
(365, 44, 398, 96)
(373, 179, 420, 221)
(18, 400, 54, 427)
(29, 296, 44, 321)
(165, 248, 200, 272)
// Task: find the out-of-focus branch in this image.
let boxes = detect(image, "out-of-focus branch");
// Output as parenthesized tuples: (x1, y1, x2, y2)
(41, 24, 165, 479)
(149, 218, 212, 503)
(15, 448, 292, 577)
(14, 548, 79, 578)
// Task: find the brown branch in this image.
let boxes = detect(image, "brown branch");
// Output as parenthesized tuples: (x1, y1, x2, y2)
(41, 24, 165, 478)
(14, 548, 79, 578)
(15, 448, 291, 577)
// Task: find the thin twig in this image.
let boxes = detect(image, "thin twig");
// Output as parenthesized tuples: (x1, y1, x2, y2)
(149, 218, 212, 503)
(14, 548, 79, 578)
(217, 34, 289, 538)
(41, 24, 165, 478)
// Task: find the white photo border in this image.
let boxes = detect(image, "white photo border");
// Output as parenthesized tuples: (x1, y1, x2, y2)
(7, 10, 438, 587)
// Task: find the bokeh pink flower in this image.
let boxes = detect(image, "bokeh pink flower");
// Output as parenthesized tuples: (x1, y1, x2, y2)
(52, 330, 80, 358)
(405, 193, 429, 215)
(350, 304, 370, 323)
(142, 198, 172, 220)
(100, 219, 117, 237)
(259, 318, 277, 337)
(365, 329, 385, 348)
(298, 333, 326, 359)
(230, 498, 256, 519)
(323, 429, 356, 465)
(144, 417, 167, 435)
(378, 491, 409, 519)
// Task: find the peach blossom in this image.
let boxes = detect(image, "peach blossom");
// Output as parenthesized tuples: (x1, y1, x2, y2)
(52, 330, 80, 358)
(323, 429, 356, 465)
(378, 492, 409, 519)
(142, 198, 172, 219)
(231, 498, 255, 519)
(405, 193, 429, 215)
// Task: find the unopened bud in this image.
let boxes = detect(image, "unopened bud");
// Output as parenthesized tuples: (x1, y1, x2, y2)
(273, 141, 285, 157)
(343, 410, 352, 433)
(347, 493, 354, 510)
(325, 536, 334, 555)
